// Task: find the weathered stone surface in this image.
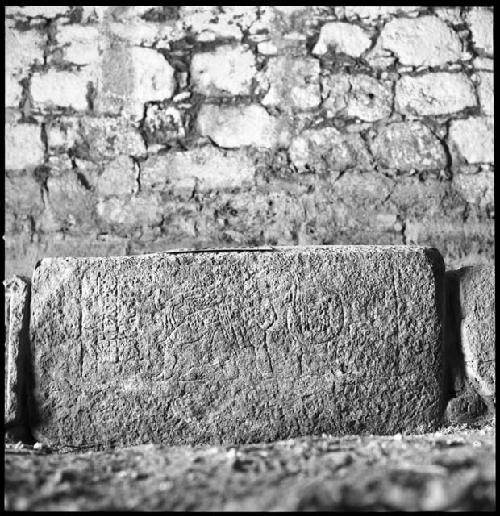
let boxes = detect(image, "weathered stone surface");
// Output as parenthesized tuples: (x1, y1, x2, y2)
(96, 156, 138, 197)
(322, 74, 392, 122)
(312, 23, 372, 57)
(73, 116, 146, 163)
(191, 46, 256, 96)
(29, 246, 445, 447)
(5, 124, 45, 170)
(31, 70, 93, 111)
(449, 117, 494, 164)
(7, 5, 69, 18)
(197, 104, 289, 149)
(476, 72, 493, 116)
(379, 16, 462, 67)
(369, 122, 447, 170)
(96, 194, 163, 230)
(5, 277, 31, 426)
(453, 171, 494, 209)
(466, 7, 493, 55)
(455, 266, 495, 406)
(289, 127, 372, 174)
(395, 73, 477, 117)
(5, 23, 44, 73)
(141, 146, 255, 192)
(53, 24, 100, 66)
(143, 104, 186, 144)
(96, 47, 175, 119)
(259, 56, 320, 111)
(344, 6, 420, 20)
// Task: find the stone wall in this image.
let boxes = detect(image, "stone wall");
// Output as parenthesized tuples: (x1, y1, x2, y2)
(5, 6, 494, 278)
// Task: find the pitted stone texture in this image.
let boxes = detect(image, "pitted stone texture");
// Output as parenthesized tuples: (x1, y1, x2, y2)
(322, 74, 392, 122)
(5, 277, 31, 426)
(289, 128, 372, 174)
(5, 124, 45, 170)
(197, 104, 289, 149)
(395, 73, 477, 117)
(379, 16, 462, 67)
(369, 122, 447, 171)
(141, 146, 255, 192)
(143, 105, 186, 144)
(259, 56, 320, 111)
(30, 246, 444, 447)
(453, 172, 494, 209)
(96, 47, 175, 119)
(31, 70, 93, 111)
(476, 73, 493, 116)
(312, 23, 372, 57)
(449, 117, 494, 164)
(455, 266, 495, 407)
(466, 7, 493, 55)
(73, 117, 146, 163)
(191, 46, 256, 97)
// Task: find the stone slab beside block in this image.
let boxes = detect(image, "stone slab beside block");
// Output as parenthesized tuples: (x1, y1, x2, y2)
(28, 246, 445, 447)
(5, 276, 31, 426)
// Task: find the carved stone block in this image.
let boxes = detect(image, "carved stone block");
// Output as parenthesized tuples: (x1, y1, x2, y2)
(29, 246, 445, 446)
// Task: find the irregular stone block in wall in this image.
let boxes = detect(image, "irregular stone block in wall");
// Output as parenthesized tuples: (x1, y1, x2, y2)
(5, 277, 31, 426)
(369, 122, 447, 171)
(322, 73, 392, 122)
(395, 73, 477, 117)
(313, 22, 372, 57)
(7, 5, 69, 18)
(31, 70, 93, 112)
(449, 117, 494, 165)
(379, 16, 462, 67)
(197, 104, 289, 149)
(191, 45, 256, 97)
(52, 24, 100, 66)
(259, 56, 320, 111)
(5, 124, 45, 170)
(140, 146, 255, 193)
(453, 266, 495, 407)
(5, 22, 44, 73)
(96, 47, 175, 119)
(466, 7, 493, 55)
(289, 127, 372, 174)
(29, 246, 445, 447)
(476, 72, 493, 116)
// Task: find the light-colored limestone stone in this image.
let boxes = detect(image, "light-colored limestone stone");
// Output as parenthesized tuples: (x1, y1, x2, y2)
(31, 70, 93, 111)
(5, 124, 45, 170)
(322, 74, 393, 122)
(141, 146, 255, 192)
(9, 6, 69, 18)
(289, 127, 372, 173)
(5, 23, 44, 73)
(395, 73, 477, 117)
(312, 22, 372, 57)
(29, 246, 445, 446)
(259, 56, 320, 111)
(197, 104, 289, 149)
(379, 16, 462, 67)
(369, 122, 447, 170)
(453, 171, 494, 208)
(344, 6, 420, 20)
(191, 46, 256, 96)
(55, 24, 100, 66)
(449, 117, 494, 164)
(467, 7, 493, 55)
(97, 194, 163, 227)
(476, 72, 493, 116)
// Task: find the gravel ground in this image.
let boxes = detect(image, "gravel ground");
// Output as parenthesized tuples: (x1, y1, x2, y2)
(5, 419, 495, 511)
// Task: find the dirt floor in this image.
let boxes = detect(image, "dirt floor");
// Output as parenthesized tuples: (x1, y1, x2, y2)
(4, 418, 495, 511)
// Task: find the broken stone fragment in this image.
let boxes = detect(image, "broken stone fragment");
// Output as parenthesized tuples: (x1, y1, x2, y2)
(5, 277, 31, 428)
(29, 246, 445, 447)
(444, 266, 495, 421)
